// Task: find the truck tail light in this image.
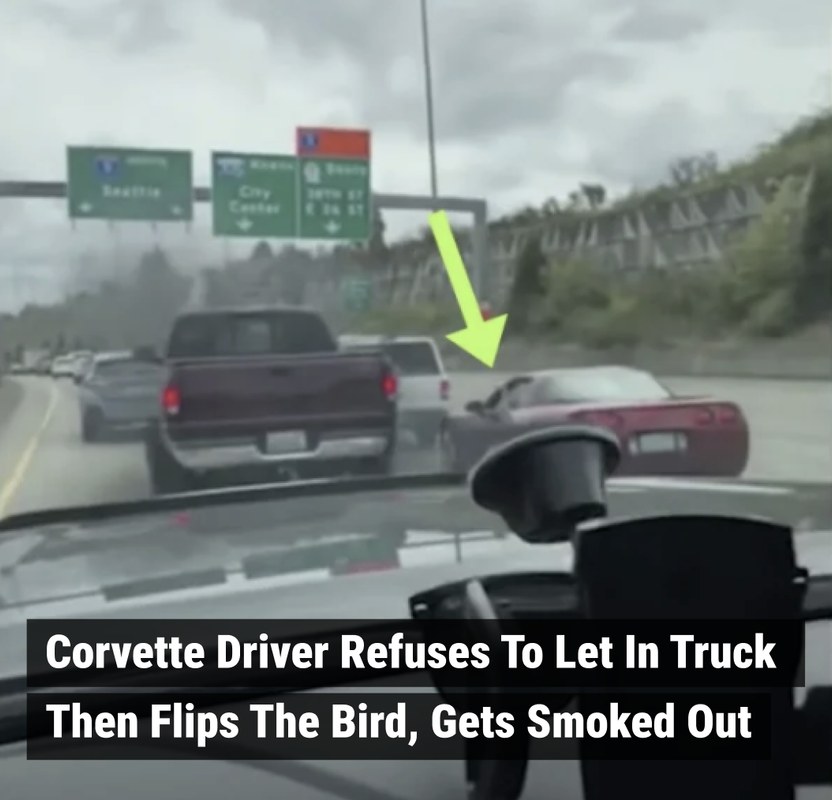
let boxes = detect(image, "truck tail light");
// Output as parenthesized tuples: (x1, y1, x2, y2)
(382, 371, 398, 400)
(440, 379, 450, 401)
(162, 383, 181, 416)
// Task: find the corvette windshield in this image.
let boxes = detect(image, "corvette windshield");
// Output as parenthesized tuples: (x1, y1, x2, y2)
(536, 371, 671, 404)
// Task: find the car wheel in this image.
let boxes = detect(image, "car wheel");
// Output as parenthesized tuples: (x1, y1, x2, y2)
(149, 453, 191, 495)
(146, 430, 192, 495)
(439, 425, 459, 472)
(355, 452, 393, 478)
(81, 410, 103, 442)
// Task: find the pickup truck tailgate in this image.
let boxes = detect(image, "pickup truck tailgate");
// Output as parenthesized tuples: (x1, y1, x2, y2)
(167, 352, 393, 439)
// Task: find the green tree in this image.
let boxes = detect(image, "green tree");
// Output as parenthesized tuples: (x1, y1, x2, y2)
(721, 176, 803, 335)
(365, 205, 389, 269)
(543, 258, 610, 331)
(273, 246, 313, 305)
(250, 240, 273, 262)
(581, 184, 606, 209)
(796, 162, 832, 321)
(507, 234, 546, 330)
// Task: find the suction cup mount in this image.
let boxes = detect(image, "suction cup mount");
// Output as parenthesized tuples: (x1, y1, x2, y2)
(469, 425, 620, 543)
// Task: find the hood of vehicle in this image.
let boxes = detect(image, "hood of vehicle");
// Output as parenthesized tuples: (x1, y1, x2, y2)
(3, 526, 832, 679)
(0, 537, 566, 681)
(0, 743, 583, 800)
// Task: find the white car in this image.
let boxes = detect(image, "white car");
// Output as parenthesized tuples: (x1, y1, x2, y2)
(340, 334, 449, 446)
(70, 351, 95, 383)
(50, 354, 76, 378)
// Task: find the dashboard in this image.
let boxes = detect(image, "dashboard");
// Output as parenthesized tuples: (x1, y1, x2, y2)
(5, 420, 832, 800)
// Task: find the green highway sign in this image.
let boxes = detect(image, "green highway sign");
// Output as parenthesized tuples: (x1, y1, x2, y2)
(344, 276, 372, 311)
(211, 152, 298, 237)
(298, 158, 371, 241)
(66, 146, 193, 221)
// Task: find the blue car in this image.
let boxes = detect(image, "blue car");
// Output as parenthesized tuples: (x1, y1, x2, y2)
(78, 351, 164, 441)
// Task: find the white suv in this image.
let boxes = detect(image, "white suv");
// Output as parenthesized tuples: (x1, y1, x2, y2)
(50, 354, 76, 378)
(340, 334, 449, 446)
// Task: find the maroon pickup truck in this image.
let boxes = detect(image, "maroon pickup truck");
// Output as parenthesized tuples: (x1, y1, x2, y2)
(144, 306, 398, 494)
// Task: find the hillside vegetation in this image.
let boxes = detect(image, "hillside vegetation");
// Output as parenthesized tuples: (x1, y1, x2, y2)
(355, 109, 832, 347)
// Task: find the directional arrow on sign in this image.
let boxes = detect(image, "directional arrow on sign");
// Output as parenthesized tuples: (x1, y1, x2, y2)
(79, 202, 93, 214)
(324, 220, 340, 235)
(237, 218, 253, 232)
(171, 205, 183, 216)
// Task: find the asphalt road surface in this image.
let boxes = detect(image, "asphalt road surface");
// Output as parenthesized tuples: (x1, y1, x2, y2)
(0, 372, 830, 518)
(0, 372, 831, 791)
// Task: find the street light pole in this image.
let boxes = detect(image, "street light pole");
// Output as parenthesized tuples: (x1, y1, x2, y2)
(419, 0, 439, 198)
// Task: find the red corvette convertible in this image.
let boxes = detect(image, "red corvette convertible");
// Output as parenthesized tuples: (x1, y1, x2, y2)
(440, 365, 749, 477)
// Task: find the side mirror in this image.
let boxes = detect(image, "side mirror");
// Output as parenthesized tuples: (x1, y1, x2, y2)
(465, 400, 485, 415)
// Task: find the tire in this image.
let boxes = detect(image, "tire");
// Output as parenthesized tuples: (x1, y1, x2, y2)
(146, 429, 192, 495)
(439, 424, 460, 472)
(355, 451, 394, 478)
(81, 409, 103, 442)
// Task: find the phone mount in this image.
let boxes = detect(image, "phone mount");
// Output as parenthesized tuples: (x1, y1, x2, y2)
(469, 426, 620, 543)
(459, 425, 817, 800)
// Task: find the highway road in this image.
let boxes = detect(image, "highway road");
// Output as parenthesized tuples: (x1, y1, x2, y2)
(0, 373, 830, 518)
(0, 372, 831, 772)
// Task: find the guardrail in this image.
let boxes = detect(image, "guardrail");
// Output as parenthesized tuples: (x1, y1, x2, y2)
(402, 529, 507, 564)
(440, 339, 832, 381)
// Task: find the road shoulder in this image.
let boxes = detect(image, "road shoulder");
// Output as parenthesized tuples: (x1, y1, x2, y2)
(0, 378, 23, 435)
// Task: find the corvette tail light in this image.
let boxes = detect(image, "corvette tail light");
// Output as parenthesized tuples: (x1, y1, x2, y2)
(694, 407, 716, 425)
(715, 404, 740, 424)
(573, 410, 625, 429)
(694, 405, 740, 425)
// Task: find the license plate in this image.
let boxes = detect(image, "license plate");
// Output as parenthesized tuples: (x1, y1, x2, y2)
(265, 431, 308, 454)
(631, 432, 687, 454)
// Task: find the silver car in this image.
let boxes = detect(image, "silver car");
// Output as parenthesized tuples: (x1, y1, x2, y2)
(77, 351, 164, 441)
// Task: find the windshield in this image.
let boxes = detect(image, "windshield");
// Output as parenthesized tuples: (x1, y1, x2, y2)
(167, 311, 337, 358)
(92, 359, 161, 380)
(381, 342, 441, 375)
(4, 479, 832, 641)
(0, 2, 830, 791)
(534, 370, 670, 404)
(345, 341, 442, 375)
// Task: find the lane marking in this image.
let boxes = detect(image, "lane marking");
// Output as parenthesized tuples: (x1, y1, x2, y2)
(0, 383, 59, 519)
(610, 477, 793, 495)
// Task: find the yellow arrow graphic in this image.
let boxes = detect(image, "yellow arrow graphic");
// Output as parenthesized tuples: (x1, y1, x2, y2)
(429, 210, 508, 368)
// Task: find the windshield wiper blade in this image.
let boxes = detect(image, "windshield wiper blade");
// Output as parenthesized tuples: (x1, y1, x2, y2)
(0, 472, 466, 534)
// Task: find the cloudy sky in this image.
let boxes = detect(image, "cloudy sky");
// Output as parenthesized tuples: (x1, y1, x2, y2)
(0, 0, 829, 309)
